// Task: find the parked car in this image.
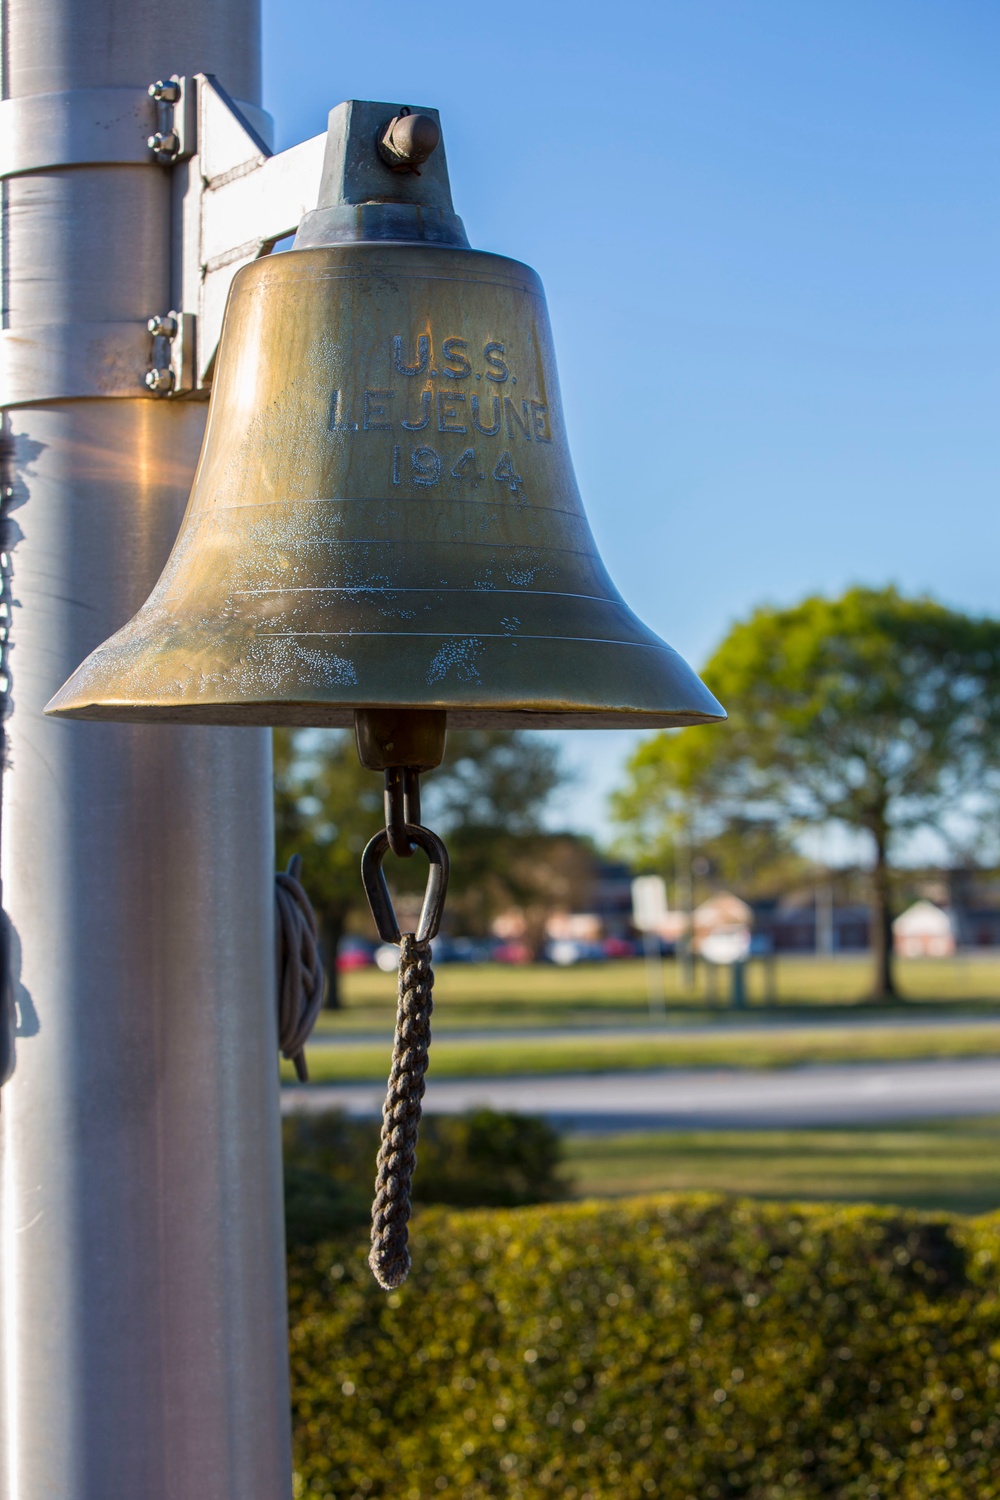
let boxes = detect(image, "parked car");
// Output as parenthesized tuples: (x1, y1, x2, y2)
(601, 935, 638, 960)
(431, 936, 492, 964)
(336, 938, 375, 971)
(490, 941, 533, 965)
(543, 939, 606, 966)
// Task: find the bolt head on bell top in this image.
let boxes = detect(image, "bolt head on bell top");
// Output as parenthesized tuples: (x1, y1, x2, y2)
(45, 99, 725, 735)
(377, 109, 441, 173)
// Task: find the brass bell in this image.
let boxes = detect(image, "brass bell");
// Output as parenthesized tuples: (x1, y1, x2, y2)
(46, 100, 724, 738)
(44, 99, 727, 1291)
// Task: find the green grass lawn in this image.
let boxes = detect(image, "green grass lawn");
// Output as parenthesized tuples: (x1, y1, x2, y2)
(317, 953, 1000, 1034)
(564, 1118, 1000, 1215)
(287, 1016, 1000, 1082)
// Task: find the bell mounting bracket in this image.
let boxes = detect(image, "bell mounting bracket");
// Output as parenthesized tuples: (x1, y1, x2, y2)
(0, 85, 456, 407)
(163, 74, 328, 396)
(152, 87, 455, 399)
(0, 77, 285, 408)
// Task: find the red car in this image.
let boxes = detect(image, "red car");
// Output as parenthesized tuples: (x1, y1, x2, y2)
(602, 936, 638, 960)
(490, 941, 533, 965)
(336, 939, 375, 971)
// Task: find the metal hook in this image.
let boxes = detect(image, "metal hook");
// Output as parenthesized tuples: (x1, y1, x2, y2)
(361, 823, 450, 945)
(384, 767, 422, 858)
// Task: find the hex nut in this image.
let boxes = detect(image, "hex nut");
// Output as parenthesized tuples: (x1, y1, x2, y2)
(147, 131, 181, 159)
(148, 80, 181, 103)
(144, 368, 175, 394)
(147, 314, 178, 339)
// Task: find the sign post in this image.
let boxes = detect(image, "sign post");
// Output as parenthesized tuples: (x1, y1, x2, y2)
(631, 874, 669, 1020)
(700, 927, 753, 1010)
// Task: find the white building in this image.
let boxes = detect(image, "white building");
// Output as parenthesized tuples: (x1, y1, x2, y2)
(892, 900, 956, 958)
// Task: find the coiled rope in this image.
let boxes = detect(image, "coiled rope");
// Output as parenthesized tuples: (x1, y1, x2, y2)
(368, 933, 434, 1289)
(275, 854, 325, 1081)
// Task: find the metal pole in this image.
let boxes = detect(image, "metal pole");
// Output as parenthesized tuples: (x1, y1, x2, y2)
(0, 3, 292, 1497)
(680, 818, 696, 993)
(642, 930, 667, 1021)
(817, 878, 835, 957)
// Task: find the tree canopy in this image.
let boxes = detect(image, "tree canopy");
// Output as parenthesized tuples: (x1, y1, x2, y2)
(611, 716, 805, 899)
(423, 730, 569, 937)
(614, 587, 1000, 997)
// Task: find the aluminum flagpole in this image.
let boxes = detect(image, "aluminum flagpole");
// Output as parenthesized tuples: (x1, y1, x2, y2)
(0, 1, 292, 1494)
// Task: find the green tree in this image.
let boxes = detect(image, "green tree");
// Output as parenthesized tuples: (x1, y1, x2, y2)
(275, 728, 568, 1002)
(611, 722, 805, 904)
(424, 729, 569, 938)
(614, 588, 1000, 1000)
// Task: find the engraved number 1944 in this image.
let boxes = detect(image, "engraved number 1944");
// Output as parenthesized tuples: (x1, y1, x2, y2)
(392, 444, 523, 495)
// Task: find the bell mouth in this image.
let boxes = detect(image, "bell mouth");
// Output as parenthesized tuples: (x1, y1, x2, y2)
(45, 646, 727, 727)
(44, 614, 726, 729)
(44, 701, 726, 730)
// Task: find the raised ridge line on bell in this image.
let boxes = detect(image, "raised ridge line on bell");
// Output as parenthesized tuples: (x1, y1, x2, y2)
(229, 585, 620, 599)
(252, 631, 686, 647)
(197, 499, 594, 522)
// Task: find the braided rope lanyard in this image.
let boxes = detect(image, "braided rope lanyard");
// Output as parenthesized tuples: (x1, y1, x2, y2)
(361, 766, 450, 1289)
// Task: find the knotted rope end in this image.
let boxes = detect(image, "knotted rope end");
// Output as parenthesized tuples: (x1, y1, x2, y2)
(368, 1244, 411, 1291)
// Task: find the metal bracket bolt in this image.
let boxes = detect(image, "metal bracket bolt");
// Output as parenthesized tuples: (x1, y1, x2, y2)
(147, 77, 187, 163)
(144, 311, 193, 397)
(148, 80, 181, 104)
(147, 130, 181, 160)
(144, 366, 175, 394)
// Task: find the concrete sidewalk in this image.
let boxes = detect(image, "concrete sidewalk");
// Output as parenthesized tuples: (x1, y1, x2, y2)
(282, 1057, 1000, 1131)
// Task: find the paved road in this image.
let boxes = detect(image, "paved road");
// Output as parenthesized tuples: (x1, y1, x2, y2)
(308, 1012, 1000, 1048)
(282, 1057, 1000, 1130)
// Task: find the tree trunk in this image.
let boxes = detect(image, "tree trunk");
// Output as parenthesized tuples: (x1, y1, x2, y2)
(868, 820, 897, 1002)
(321, 908, 348, 1010)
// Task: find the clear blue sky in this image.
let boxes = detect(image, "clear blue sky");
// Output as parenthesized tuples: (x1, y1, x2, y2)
(261, 1, 1000, 840)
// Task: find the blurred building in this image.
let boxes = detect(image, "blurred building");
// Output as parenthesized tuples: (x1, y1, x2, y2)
(491, 853, 1000, 957)
(590, 860, 635, 938)
(946, 870, 1000, 948)
(892, 900, 955, 958)
(751, 893, 870, 953)
(751, 877, 1000, 955)
(493, 855, 636, 950)
(692, 892, 753, 955)
(546, 912, 602, 943)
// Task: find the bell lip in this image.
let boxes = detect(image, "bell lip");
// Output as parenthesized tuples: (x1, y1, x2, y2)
(44, 696, 727, 730)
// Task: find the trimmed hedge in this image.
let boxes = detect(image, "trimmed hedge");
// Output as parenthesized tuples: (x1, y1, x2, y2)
(284, 1110, 568, 1246)
(288, 1195, 1000, 1499)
